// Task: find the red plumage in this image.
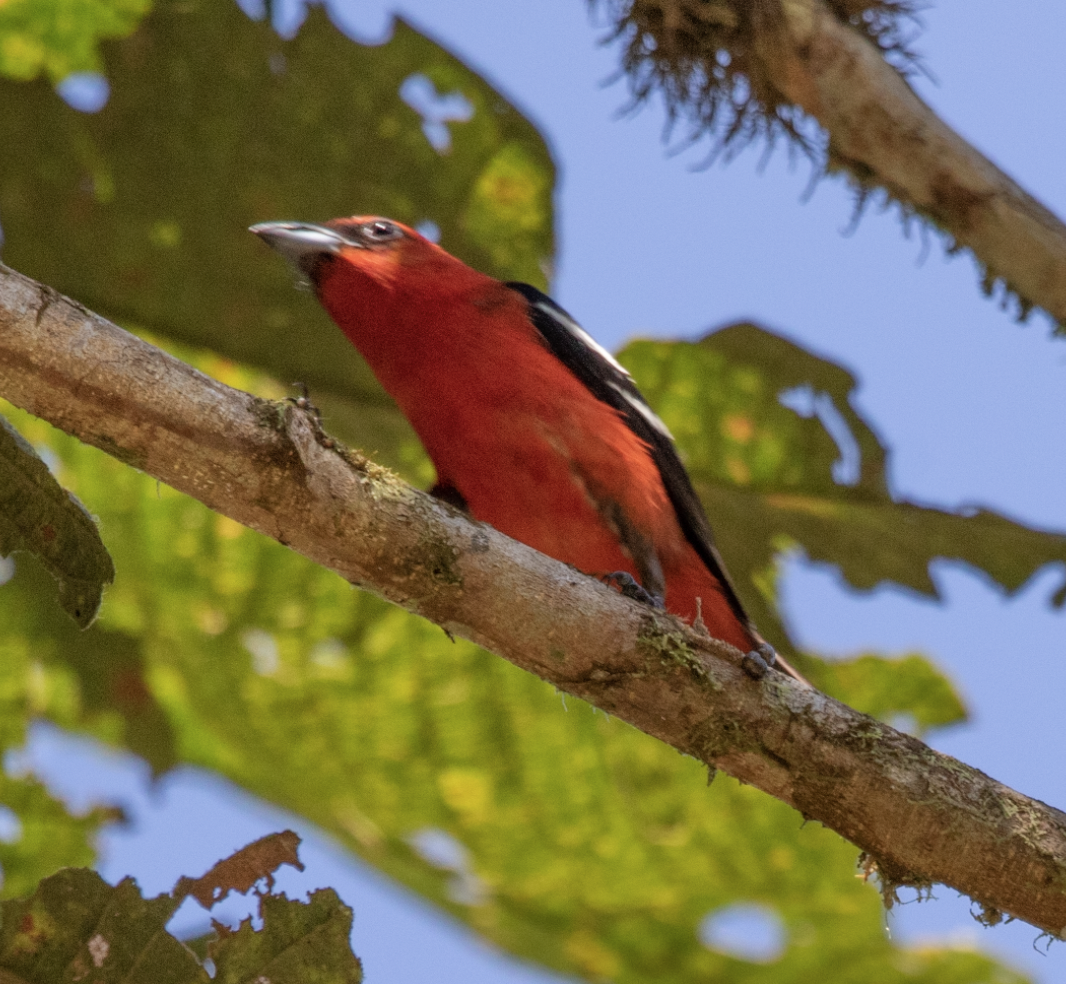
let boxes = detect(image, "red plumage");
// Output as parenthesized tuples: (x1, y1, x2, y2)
(253, 216, 798, 677)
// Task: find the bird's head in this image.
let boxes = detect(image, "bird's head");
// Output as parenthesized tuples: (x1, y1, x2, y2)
(250, 215, 444, 290)
(251, 214, 504, 381)
(251, 215, 485, 348)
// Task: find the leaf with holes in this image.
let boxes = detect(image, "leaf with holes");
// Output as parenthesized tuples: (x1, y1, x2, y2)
(0, 834, 361, 983)
(0, 0, 554, 473)
(621, 323, 1066, 702)
(211, 889, 362, 984)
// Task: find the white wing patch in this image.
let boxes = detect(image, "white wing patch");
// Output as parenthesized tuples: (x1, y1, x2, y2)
(608, 382, 675, 440)
(531, 297, 674, 440)
(533, 300, 629, 377)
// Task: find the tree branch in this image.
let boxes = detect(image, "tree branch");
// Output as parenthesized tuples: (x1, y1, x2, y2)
(773, 0, 1066, 324)
(3, 262, 1066, 935)
(603, 0, 1066, 326)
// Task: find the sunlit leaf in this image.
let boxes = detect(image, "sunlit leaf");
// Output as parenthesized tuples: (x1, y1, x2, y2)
(0, 771, 118, 900)
(3, 553, 177, 775)
(622, 325, 1066, 704)
(0, 0, 150, 82)
(0, 391, 1029, 984)
(0, 3, 1045, 977)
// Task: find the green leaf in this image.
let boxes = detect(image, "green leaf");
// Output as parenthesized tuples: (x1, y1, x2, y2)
(211, 890, 362, 984)
(622, 322, 889, 499)
(621, 324, 1066, 710)
(0, 0, 150, 82)
(0, 0, 554, 471)
(0, 772, 118, 901)
(0, 834, 362, 983)
(810, 653, 966, 733)
(0, 395, 1030, 984)
(0, 869, 202, 984)
(1, 550, 177, 775)
(0, 415, 114, 627)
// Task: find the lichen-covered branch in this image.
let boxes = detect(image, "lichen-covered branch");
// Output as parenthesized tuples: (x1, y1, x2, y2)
(3, 263, 1066, 934)
(598, 0, 1066, 327)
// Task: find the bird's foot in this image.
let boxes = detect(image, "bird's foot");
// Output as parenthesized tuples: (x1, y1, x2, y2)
(741, 643, 778, 680)
(602, 571, 664, 609)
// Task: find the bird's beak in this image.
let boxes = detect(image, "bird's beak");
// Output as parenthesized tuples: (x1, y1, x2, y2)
(249, 222, 354, 275)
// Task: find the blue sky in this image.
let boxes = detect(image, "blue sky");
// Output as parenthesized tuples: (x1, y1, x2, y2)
(17, 2, 1066, 982)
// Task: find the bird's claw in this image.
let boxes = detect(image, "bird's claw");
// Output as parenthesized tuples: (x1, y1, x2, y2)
(601, 571, 664, 609)
(741, 643, 778, 680)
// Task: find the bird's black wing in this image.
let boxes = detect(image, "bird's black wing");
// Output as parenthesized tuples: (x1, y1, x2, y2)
(505, 281, 754, 631)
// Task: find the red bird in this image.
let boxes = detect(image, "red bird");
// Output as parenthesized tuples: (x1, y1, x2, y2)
(252, 216, 801, 681)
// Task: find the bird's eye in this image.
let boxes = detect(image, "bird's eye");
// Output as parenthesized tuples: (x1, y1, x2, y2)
(362, 220, 402, 243)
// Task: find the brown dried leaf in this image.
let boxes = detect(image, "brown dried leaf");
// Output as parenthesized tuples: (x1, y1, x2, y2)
(174, 830, 304, 909)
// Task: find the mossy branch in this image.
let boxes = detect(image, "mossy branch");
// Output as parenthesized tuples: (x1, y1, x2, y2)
(3, 263, 1066, 935)
(598, 0, 1066, 328)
